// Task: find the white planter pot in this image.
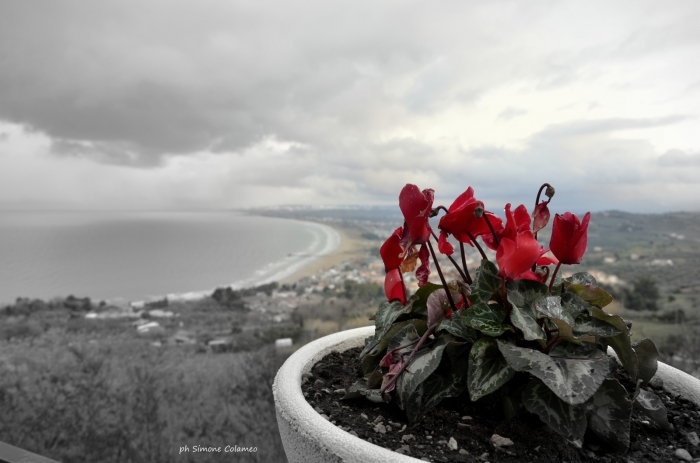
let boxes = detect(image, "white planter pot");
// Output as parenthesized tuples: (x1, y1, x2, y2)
(273, 326, 700, 463)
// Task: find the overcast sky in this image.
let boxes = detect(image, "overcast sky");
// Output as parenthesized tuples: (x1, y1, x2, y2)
(0, 0, 699, 213)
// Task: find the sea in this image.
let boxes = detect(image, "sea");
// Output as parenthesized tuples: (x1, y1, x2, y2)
(0, 210, 340, 305)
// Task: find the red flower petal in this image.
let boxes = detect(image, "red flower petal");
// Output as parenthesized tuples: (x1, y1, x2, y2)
(438, 230, 454, 256)
(384, 268, 407, 304)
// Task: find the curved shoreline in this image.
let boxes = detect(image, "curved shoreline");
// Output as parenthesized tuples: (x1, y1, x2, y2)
(142, 219, 358, 305)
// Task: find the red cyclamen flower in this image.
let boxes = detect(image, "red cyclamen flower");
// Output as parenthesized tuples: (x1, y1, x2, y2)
(496, 226, 543, 281)
(400, 184, 434, 247)
(379, 184, 435, 303)
(438, 187, 503, 254)
(549, 212, 591, 265)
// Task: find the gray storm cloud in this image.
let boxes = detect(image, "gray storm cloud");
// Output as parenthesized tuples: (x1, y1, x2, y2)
(0, 0, 699, 210)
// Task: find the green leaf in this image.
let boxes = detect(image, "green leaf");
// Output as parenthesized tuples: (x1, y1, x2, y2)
(421, 371, 465, 415)
(550, 342, 604, 359)
(507, 280, 548, 342)
(374, 298, 415, 334)
(498, 341, 609, 405)
(413, 282, 443, 310)
(510, 305, 546, 341)
(461, 302, 510, 337)
(584, 379, 632, 452)
(634, 389, 672, 431)
(366, 370, 383, 389)
(590, 307, 638, 382)
(567, 284, 613, 308)
(361, 351, 382, 376)
(506, 279, 549, 316)
(501, 382, 528, 420)
(387, 323, 421, 356)
(404, 382, 424, 422)
(470, 259, 501, 303)
(565, 272, 598, 286)
(561, 292, 592, 318)
(535, 295, 574, 326)
(573, 313, 622, 337)
(436, 316, 478, 342)
(549, 318, 595, 345)
(468, 338, 515, 401)
(523, 379, 587, 448)
(633, 338, 659, 387)
(363, 318, 428, 359)
(359, 330, 382, 358)
(396, 342, 447, 408)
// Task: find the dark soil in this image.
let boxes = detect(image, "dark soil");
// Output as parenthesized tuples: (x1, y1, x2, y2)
(302, 347, 700, 463)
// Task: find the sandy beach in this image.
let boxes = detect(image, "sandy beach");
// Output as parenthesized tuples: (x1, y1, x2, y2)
(279, 224, 371, 284)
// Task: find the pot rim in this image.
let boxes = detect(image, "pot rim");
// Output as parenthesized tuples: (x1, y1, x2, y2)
(273, 325, 700, 462)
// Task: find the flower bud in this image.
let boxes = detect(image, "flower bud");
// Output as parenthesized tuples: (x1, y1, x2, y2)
(545, 185, 555, 199)
(473, 204, 484, 218)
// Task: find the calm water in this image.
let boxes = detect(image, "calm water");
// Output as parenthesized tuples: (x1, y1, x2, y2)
(0, 211, 339, 304)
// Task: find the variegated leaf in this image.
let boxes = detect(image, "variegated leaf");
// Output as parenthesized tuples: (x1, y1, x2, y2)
(461, 302, 510, 337)
(573, 313, 622, 337)
(436, 316, 478, 342)
(523, 380, 587, 448)
(567, 284, 613, 309)
(470, 259, 501, 303)
(498, 341, 609, 405)
(565, 272, 597, 286)
(359, 330, 382, 358)
(549, 317, 595, 345)
(535, 295, 574, 326)
(468, 338, 515, 401)
(375, 298, 416, 334)
(507, 279, 549, 317)
(511, 305, 546, 341)
(550, 342, 603, 359)
(421, 371, 465, 415)
(634, 388, 672, 431)
(404, 382, 424, 422)
(584, 379, 632, 452)
(387, 324, 420, 356)
(561, 292, 591, 318)
(396, 342, 447, 407)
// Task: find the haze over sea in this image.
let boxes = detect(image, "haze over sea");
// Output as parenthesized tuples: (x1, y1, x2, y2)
(0, 210, 340, 305)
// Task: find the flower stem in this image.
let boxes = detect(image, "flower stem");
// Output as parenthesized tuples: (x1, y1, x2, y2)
(466, 232, 488, 261)
(430, 231, 470, 284)
(543, 334, 561, 354)
(534, 183, 553, 209)
(548, 262, 562, 292)
(380, 323, 437, 394)
(501, 277, 511, 319)
(459, 242, 472, 285)
(482, 210, 500, 248)
(430, 205, 449, 217)
(386, 337, 421, 357)
(427, 240, 459, 313)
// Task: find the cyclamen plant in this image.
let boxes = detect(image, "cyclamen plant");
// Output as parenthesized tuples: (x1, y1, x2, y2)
(346, 183, 669, 451)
